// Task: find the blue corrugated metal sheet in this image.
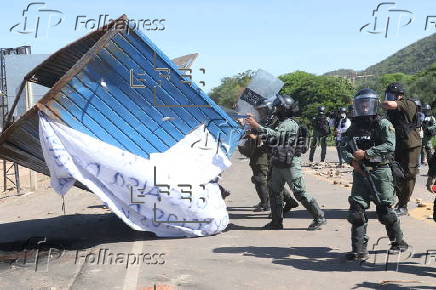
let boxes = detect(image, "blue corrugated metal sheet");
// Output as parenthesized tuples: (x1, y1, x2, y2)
(0, 15, 243, 178)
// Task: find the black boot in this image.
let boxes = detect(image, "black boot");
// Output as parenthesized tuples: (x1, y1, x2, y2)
(266, 189, 284, 229)
(386, 219, 409, 254)
(389, 241, 409, 254)
(394, 207, 408, 216)
(309, 148, 315, 163)
(254, 183, 270, 212)
(283, 190, 299, 213)
(346, 224, 369, 261)
(308, 218, 327, 231)
(301, 199, 326, 230)
(264, 219, 283, 230)
(345, 251, 369, 261)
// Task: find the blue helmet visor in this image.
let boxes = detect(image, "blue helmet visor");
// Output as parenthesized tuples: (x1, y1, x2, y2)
(353, 96, 379, 117)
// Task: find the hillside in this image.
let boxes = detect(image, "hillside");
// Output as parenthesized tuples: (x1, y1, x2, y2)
(324, 33, 436, 77)
(323, 69, 358, 78)
(364, 33, 436, 75)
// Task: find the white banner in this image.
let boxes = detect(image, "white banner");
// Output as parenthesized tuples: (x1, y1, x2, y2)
(39, 112, 231, 237)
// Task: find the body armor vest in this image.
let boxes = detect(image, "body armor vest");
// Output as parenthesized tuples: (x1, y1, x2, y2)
(349, 119, 388, 166)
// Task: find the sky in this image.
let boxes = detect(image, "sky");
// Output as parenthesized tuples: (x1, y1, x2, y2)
(0, 0, 435, 93)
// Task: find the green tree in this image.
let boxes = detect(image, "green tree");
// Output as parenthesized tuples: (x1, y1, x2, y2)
(209, 70, 254, 108)
(356, 72, 413, 96)
(279, 71, 354, 125)
(408, 64, 436, 107)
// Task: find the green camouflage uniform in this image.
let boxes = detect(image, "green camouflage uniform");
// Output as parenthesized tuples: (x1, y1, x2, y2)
(259, 118, 324, 225)
(309, 114, 330, 162)
(247, 116, 299, 210)
(265, 117, 299, 211)
(422, 115, 436, 162)
(340, 118, 405, 254)
(249, 142, 270, 209)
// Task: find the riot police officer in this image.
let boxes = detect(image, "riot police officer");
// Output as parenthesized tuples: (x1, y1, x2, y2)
(335, 107, 351, 167)
(340, 88, 409, 261)
(246, 95, 326, 230)
(382, 83, 421, 216)
(246, 100, 299, 212)
(257, 100, 300, 214)
(414, 99, 425, 167)
(427, 153, 436, 222)
(309, 106, 331, 163)
(422, 104, 436, 164)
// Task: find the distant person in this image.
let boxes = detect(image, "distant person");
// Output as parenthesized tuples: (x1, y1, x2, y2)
(413, 99, 425, 168)
(382, 83, 421, 216)
(335, 107, 351, 167)
(426, 151, 436, 222)
(422, 104, 436, 165)
(309, 106, 331, 163)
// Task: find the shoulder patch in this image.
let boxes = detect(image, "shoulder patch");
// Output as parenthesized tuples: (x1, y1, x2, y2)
(378, 118, 395, 132)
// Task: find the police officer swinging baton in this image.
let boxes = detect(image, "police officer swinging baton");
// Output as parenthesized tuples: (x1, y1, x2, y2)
(349, 137, 382, 204)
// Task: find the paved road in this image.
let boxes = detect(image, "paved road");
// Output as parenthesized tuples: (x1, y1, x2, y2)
(0, 147, 435, 290)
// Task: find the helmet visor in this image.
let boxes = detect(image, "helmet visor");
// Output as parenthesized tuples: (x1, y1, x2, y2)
(353, 98, 379, 117)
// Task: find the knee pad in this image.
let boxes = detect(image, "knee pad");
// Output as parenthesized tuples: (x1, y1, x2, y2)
(347, 203, 367, 226)
(376, 206, 398, 225)
(252, 176, 267, 186)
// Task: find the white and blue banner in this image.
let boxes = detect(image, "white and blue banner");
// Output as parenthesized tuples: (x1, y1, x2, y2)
(39, 112, 231, 237)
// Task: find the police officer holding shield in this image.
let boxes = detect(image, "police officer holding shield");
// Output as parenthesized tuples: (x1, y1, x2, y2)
(246, 95, 326, 230)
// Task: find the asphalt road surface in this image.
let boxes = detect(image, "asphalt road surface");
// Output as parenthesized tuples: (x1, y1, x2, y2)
(0, 147, 435, 290)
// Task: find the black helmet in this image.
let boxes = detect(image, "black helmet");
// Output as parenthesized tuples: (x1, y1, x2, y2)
(423, 104, 432, 116)
(272, 94, 299, 118)
(353, 88, 379, 117)
(254, 98, 272, 111)
(254, 98, 273, 121)
(385, 82, 405, 101)
(423, 104, 431, 111)
(318, 106, 326, 114)
(347, 104, 353, 112)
